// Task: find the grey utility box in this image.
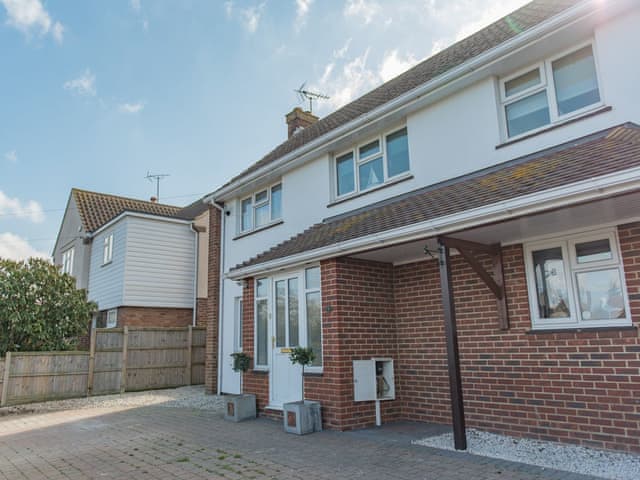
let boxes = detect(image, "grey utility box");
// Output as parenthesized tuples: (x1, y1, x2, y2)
(224, 394, 256, 422)
(283, 400, 322, 435)
(353, 358, 396, 401)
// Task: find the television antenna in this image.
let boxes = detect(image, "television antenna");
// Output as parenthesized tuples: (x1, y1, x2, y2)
(145, 171, 170, 201)
(294, 82, 330, 113)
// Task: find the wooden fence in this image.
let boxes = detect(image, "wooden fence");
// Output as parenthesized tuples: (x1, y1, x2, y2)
(0, 326, 205, 407)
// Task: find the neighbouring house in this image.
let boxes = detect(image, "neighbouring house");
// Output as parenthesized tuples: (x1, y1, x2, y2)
(52, 189, 212, 331)
(202, 0, 640, 453)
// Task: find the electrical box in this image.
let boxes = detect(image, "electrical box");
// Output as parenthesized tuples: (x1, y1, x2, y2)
(353, 358, 395, 402)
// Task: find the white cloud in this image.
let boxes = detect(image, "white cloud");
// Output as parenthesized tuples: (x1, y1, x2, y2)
(239, 2, 265, 34)
(378, 49, 418, 82)
(130, 0, 141, 12)
(64, 69, 96, 97)
(343, 0, 380, 25)
(118, 102, 145, 114)
(0, 0, 64, 43)
(4, 150, 17, 163)
(294, 0, 313, 31)
(333, 38, 351, 60)
(0, 232, 49, 261)
(0, 190, 45, 223)
(224, 1, 234, 18)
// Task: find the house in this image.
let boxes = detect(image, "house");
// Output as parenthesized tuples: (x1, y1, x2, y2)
(201, 0, 640, 453)
(52, 189, 213, 330)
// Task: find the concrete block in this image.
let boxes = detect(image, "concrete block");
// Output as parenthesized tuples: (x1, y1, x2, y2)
(283, 400, 322, 435)
(224, 394, 256, 422)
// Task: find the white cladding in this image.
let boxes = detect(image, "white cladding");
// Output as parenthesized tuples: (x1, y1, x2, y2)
(218, 8, 640, 393)
(52, 195, 91, 290)
(87, 216, 195, 311)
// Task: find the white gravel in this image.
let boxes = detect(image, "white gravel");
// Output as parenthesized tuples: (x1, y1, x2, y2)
(413, 428, 640, 480)
(0, 385, 225, 416)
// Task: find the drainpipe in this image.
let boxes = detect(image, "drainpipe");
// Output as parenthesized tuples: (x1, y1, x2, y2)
(209, 200, 226, 396)
(189, 223, 199, 327)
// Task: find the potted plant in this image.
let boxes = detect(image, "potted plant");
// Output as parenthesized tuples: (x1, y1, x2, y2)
(282, 347, 322, 435)
(224, 352, 256, 422)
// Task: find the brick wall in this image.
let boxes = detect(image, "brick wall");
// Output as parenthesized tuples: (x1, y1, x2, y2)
(205, 206, 222, 394)
(195, 298, 208, 327)
(117, 306, 193, 327)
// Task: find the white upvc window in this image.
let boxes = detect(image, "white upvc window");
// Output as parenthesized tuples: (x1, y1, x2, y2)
(254, 278, 269, 369)
(524, 228, 631, 330)
(61, 247, 74, 275)
(500, 42, 602, 139)
(239, 183, 283, 233)
(335, 126, 410, 198)
(106, 309, 118, 328)
(304, 266, 322, 368)
(102, 234, 113, 265)
(233, 296, 243, 353)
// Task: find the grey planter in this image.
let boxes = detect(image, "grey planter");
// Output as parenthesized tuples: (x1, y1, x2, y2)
(283, 400, 322, 435)
(224, 394, 256, 422)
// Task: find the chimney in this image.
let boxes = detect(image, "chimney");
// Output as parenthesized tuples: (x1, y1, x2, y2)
(286, 107, 318, 139)
(150, 196, 158, 203)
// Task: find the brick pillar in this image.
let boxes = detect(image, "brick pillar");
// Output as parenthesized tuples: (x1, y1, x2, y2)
(205, 205, 222, 394)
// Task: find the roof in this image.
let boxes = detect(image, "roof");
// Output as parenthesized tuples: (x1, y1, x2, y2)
(220, 0, 583, 191)
(176, 197, 209, 220)
(72, 189, 188, 233)
(231, 123, 640, 272)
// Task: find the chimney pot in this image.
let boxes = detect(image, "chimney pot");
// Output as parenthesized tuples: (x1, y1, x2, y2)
(285, 107, 318, 139)
(150, 196, 158, 203)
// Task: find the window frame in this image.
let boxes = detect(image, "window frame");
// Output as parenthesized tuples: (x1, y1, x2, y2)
(500, 41, 603, 141)
(106, 309, 118, 328)
(303, 265, 323, 372)
(61, 247, 75, 275)
(102, 233, 113, 266)
(333, 125, 410, 200)
(239, 182, 283, 234)
(253, 277, 270, 370)
(524, 228, 631, 330)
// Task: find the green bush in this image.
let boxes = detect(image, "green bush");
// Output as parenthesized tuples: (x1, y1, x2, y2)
(0, 258, 96, 356)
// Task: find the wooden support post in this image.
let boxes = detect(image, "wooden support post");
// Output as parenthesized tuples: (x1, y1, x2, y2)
(87, 327, 97, 396)
(186, 326, 193, 386)
(120, 326, 129, 394)
(437, 239, 467, 451)
(1, 351, 11, 407)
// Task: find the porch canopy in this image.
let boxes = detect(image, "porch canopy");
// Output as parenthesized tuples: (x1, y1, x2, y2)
(227, 122, 640, 449)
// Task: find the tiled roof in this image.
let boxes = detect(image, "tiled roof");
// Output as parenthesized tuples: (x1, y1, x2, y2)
(176, 197, 209, 220)
(72, 189, 187, 233)
(231, 123, 640, 272)
(221, 0, 583, 190)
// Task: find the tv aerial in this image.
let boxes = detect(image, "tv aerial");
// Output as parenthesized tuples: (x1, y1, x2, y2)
(294, 82, 330, 113)
(145, 171, 170, 202)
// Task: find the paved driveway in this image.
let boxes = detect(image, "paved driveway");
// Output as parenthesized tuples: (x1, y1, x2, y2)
(0, 402, 602, 480)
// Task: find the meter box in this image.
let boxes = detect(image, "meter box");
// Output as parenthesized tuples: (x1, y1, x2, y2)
(353, 358, 395, 402)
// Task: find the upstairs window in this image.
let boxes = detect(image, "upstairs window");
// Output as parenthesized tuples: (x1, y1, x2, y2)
(239, 183, 282, 234)
(335, 127, 410, 198)
(61, 247, 74, 275)
(501, 43, 601, 139)
(102, 234, 113, 265)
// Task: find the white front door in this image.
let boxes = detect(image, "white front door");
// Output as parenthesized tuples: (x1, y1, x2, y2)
(270, 275, 304, 407)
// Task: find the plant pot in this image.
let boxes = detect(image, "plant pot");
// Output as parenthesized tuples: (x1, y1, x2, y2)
(224, 394, 256, 422)
(282, 400, 322, 435)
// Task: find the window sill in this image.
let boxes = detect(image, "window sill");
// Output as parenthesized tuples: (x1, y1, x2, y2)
(101, 261, 112, 267)
(303, 370, 323, 377)
(495, 105, 612, 150)
(327, 173, 414, 208)
(526, 325, 636, 335)
(233, 219, 284, 240)
(251, 368, 269, 374)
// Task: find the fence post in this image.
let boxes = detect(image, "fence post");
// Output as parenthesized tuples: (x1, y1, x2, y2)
(87, 327, 97, 396)
(1, 352, 11, 407)
(186, 326, 193, 386)
(120, 326, 129, 394)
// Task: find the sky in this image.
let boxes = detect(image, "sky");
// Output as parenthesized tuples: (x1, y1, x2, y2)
(0, 0, 530, 261)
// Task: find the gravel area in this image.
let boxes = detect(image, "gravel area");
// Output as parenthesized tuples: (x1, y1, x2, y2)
(413, 428, 640, 480)
(0, 385, 225, 416)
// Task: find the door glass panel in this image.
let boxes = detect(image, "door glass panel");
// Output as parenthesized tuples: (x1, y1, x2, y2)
(575, 238, 612, 264)
(552, 45, 600, 116)
(288, 278, 299, 347)
(306, 291, 322, 366)
(576, 269, 626, 320)
(275, 280, 286, 347)
(505, 68, 541, 97)
(256, 299, 268, 365)
(358, 157, 383, 191)
(532, 247, 571, 318)
(505, 90, 550, 137)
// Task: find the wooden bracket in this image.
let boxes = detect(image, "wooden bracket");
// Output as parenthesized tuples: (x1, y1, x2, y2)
(439, 236, 509, 330)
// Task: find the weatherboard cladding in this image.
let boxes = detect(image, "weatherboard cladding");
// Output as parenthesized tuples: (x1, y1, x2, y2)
(231, 123, 640, 272)
(221, 0, 582, 190)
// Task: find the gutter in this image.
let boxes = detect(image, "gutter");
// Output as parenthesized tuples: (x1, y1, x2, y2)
(205, 0, 626, 203)
(189, 223, 203, 327)
(226, 166, 640, 280)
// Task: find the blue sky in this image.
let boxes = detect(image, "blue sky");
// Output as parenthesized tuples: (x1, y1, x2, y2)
(0, 0, 528, 260)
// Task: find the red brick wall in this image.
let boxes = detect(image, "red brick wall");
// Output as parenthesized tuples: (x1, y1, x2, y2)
(117, 306, 193, 327)
(195, 298, 208, 328)
(205, 206, 222, 394)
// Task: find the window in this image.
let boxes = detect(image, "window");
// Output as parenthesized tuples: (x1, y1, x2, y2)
(501, 44, 601, 139)
(335, 127, 410, 198)
(106, 309, 118, 328)
(239, 183, 283, 233)
(233, 297, 243, 352)
(524, 229, 630, 330)
(305, 266, 322, 367)
(254, 278, 269, 368)
(61, 247, 74, 275)
(102, 234, 113, 265)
